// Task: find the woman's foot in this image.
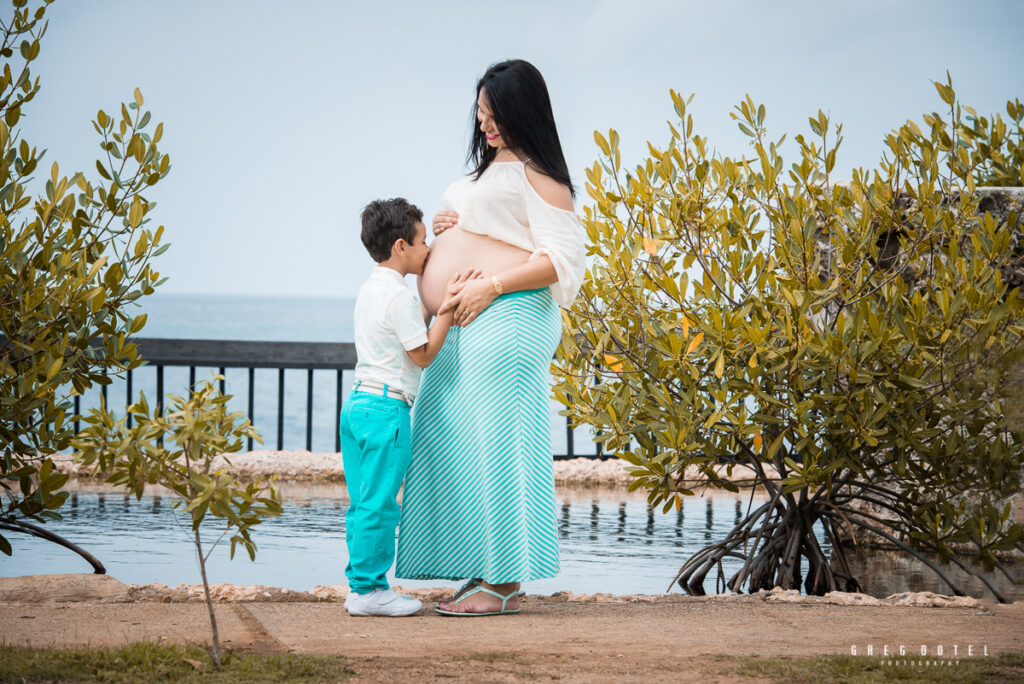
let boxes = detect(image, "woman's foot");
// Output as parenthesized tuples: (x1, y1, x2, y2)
(448, 578, 483, 602)
(437, 581, 520, 614)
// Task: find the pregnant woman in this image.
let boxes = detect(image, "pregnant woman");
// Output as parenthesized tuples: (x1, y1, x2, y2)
(395, 59, 585, 616)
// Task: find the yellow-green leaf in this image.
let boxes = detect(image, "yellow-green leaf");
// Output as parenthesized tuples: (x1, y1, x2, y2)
(128, 196, 143, 227)
(686, 331, 704, 355)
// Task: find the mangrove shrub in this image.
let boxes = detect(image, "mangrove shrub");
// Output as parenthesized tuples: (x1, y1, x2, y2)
(554, 76, 1024, 601)
(0, 0, 170, 554)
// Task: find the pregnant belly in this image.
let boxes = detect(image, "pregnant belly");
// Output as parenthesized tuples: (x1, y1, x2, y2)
(419, 227, 531, 315)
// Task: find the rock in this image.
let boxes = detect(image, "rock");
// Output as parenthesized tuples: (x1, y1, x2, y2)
(308, 584, 348, 601)
(824, 591, 881, 606)
(0, 573, 130, 603)
(763, 587, 806, 603)
(126, 582, 321, 603)
(392, 586, 454, 602)
(882, 591, 979, 608)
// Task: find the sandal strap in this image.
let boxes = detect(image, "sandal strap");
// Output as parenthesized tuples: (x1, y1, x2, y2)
(451, 584, 518, 611)
(459, 578, 482, 592)
(451, 578, 481, 600)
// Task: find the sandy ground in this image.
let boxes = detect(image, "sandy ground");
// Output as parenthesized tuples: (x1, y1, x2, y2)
(2, 595, 1021, 683)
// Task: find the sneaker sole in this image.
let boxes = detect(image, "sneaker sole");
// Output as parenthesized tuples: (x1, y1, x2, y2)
(347, 607, 422, 617)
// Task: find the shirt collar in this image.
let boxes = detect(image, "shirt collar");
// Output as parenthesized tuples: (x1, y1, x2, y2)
(370, 266, 407, 286)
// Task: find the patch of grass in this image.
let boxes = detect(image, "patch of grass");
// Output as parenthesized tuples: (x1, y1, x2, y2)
(453, 651, 531, 665)
(730, 653, 1024, 683)
(0, 642, 354, 683)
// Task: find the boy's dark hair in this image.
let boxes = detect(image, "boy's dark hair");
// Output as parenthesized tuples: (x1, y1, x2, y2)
(360, 198, 423, 263)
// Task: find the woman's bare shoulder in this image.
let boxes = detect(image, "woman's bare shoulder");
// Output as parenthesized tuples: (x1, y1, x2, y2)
(523, 164, 574, 212)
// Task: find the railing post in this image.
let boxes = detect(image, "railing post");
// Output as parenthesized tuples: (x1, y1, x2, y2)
(126, 369, 133, 428)
(277, 368, 285, 451)
(306, 368, 314, 451)
(156, 365, 164, 447)
(156, 365, 164, 413)
(335, 369, 343, 453)
(247, 367, 255, 452)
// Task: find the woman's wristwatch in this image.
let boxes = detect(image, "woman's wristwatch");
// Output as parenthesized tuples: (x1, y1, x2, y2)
(492, 276, 504, 296)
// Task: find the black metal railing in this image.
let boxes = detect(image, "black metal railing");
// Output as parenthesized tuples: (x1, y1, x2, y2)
(73, 338, 604, 459)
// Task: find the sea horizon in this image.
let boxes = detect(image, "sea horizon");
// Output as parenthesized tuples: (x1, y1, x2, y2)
(135, 291, 358, 343)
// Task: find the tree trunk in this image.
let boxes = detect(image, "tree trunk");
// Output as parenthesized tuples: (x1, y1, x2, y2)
(194, 529, 221, 669)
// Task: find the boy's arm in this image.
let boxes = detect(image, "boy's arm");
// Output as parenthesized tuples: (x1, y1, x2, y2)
(405, 309, 453, 369)
(405, 270, 479, 368)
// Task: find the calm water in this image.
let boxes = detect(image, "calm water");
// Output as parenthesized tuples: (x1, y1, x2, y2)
(3, 485, 762, 596)
(72, 292, 597, 455)
(136, 293, 357, 342)
(6, 484, 1019, 600)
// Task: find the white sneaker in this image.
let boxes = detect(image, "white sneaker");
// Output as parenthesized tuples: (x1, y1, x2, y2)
(345, 588, 422, 617)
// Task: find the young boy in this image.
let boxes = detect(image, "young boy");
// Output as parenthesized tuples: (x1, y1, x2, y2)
(341, 197, 476, 617)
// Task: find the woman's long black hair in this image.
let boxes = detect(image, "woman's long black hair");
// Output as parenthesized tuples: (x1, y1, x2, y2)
(468, 59, 575, 198)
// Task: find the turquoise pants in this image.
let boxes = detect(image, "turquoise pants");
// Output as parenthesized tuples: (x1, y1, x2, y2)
(339, 387, 412, 594)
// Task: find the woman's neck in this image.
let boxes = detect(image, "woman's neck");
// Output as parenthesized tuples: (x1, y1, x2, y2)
(494, 147, 526, 163)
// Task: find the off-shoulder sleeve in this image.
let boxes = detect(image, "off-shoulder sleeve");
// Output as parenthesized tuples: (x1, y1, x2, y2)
(524, 185, 586, 309)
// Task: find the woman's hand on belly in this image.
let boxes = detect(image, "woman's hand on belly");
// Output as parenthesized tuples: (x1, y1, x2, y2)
(437, 277, 499, 326)
(432, 209, 459, 236)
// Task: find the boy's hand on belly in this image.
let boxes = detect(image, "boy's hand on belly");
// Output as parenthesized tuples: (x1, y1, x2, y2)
(448, 269, 482, 294)
(432, 210, 460, 236)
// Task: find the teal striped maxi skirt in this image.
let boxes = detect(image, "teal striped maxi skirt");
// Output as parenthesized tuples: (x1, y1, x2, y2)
(395, 288, 562, 584)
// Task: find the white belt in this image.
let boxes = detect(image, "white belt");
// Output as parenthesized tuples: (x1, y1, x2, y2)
(354, 379, 414, 406)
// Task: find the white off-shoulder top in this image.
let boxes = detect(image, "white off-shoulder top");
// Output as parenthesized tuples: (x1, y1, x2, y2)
(442, 161, 586, 309)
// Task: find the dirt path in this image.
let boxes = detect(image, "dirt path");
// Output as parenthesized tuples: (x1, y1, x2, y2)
(4, 597, 1021, 682)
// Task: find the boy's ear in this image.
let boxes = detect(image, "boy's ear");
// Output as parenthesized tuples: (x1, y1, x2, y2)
(392, 238, 407, 257)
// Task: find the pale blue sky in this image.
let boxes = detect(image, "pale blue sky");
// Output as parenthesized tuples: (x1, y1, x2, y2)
(24, 0, 1024, 297)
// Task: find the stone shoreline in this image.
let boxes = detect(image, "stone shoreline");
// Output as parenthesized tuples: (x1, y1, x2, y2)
(48, 451, 778, 487)
(0, 573, 985, 609)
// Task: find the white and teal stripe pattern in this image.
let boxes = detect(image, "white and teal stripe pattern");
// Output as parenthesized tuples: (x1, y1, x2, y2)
(395, 288, 562, 583)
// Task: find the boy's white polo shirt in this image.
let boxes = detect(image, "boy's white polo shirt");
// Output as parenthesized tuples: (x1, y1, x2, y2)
(352, 266, 428, 402)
